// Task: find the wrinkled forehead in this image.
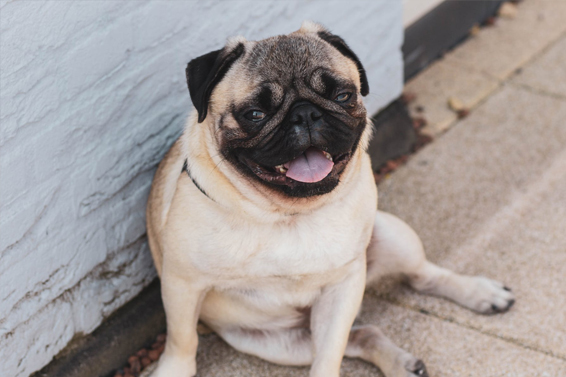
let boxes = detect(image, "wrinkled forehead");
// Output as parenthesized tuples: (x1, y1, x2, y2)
(247, 35, 329, 76)
(244, 34, 358, 89)
(211, 34, 361, 113)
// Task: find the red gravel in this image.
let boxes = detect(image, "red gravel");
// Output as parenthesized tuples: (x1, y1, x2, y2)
(113, 333, 166, 377)
(375, 92, 434, 184)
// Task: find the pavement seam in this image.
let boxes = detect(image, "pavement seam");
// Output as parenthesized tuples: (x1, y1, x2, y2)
(425, 80, 505, 139)
(506, 28, 566, 79)
(372, 291, 566, 363)
(507, 81, 566, 101)
(468, 28, 566, 84)
(504, 29, 566, 102)
(425, 30, 566, 139)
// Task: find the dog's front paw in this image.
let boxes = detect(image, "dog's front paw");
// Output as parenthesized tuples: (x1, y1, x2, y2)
(459, 276, 515, 314)
(149, 352, 196, 377)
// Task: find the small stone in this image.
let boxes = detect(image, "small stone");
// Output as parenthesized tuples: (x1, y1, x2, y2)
(499, 2, 518, 19)
(386, 161, 398, 171)
(485, 16, 497, 26)
(128, 355, 141, 374)
(148, 349, 161, 361)
(151, 342, 161, 349)
(136, 348, 148, 358)
(457, 109, 470, 119)
(448, 96, 465, 112)
(470, 24, 481, 36)
(380, 165, 392, 174)
(141, 357, 153, 368)
(412, 117, 427, 129)
(401, 91, 417, 104)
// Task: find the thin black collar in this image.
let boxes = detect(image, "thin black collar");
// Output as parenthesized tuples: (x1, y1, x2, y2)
(182, 159, 214, 202)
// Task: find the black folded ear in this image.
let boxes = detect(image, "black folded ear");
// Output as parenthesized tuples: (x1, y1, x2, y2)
(317, 31, 369, 97)
(186, 43, 245, 123)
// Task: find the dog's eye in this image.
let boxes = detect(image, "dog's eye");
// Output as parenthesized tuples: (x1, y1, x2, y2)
(244, 110, 266, 122)
(334, 93, 352, 103)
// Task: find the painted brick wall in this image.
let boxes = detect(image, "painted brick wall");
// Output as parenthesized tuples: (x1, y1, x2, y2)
(0, 1, 403, 376)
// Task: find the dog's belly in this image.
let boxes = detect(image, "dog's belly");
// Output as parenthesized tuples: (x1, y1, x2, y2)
(199, 274, 332, 331)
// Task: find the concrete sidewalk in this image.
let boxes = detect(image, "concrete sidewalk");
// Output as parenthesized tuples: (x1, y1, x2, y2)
(376, 62, 566, 375)
(142, 2, 566, 376)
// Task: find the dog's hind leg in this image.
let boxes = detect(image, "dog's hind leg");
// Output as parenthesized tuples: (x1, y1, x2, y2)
(218, 325, 427, 377)
(217, 327, 314, 366)
(346, 325, 428, 377)
(367, 210, 515, 314)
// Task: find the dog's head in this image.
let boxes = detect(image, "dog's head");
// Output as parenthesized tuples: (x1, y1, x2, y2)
(186, 22, 370, 198)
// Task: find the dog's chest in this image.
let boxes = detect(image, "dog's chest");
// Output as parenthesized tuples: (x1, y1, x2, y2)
(190, 209, 372, 280)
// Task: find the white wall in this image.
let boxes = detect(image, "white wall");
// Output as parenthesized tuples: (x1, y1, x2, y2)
(0, 1, 403, 376)
(403, 0, 444, 26)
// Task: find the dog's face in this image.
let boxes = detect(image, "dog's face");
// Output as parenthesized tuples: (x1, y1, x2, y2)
(186, 22, 370, 198)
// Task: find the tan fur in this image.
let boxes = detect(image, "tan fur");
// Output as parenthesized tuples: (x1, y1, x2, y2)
(146, 24, 514, 377)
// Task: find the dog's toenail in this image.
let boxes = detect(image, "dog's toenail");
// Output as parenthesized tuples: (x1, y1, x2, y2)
(412, 360, 428, 376)
(503, 286, 512, 291)
(491, 304, 498, 312)
(507, 299, 515, 309)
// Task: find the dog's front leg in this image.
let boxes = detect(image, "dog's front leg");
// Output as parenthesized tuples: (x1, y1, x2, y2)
(151, 268, 208, 377)
(310, 257, 367, 377)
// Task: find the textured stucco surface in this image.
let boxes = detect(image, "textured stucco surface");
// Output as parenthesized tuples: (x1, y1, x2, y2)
(0, 1, 403, 376)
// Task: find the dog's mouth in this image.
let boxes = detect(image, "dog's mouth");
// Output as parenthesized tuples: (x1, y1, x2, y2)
(238, 147, 352, 187)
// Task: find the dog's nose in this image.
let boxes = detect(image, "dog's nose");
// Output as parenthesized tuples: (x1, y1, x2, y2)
(289, 104, 323, 127)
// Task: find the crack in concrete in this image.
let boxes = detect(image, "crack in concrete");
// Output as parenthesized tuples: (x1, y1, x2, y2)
(508, 81, 566, 102)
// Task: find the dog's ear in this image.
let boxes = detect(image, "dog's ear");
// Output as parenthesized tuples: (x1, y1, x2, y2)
(317, 31, 369, 97)
(186, 43, 245, 123)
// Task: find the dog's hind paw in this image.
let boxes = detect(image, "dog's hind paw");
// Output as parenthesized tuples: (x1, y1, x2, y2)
(406, 359, 428, 377)
(387, 354, 429, 377)
(459, 276, 515, 314)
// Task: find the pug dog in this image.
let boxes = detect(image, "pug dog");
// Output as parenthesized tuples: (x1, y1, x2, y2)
(146, 22, 515, 377)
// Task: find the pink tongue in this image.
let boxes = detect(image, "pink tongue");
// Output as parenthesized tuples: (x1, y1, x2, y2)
(284, 147, 334, 183)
